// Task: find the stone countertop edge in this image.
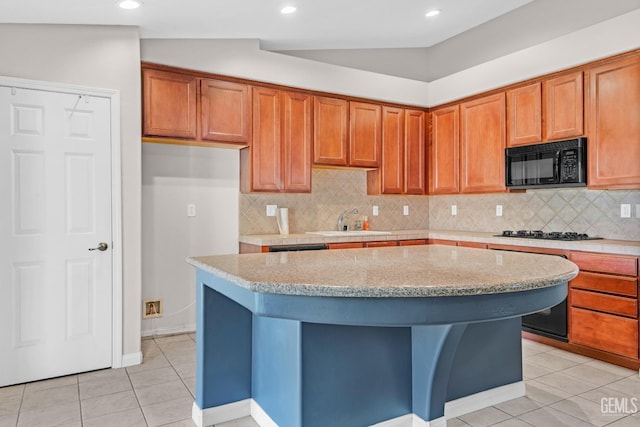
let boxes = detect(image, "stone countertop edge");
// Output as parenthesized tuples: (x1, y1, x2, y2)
(186, 246, 579, 298)
(238, 230, 640, 256)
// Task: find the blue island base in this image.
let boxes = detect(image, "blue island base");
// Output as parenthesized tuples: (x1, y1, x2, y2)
(193, 271, 529, 427)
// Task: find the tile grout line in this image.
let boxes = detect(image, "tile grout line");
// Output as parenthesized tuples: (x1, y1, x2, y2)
(125, 363, 151, 427)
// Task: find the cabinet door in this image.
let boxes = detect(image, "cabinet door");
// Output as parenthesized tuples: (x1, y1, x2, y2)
(313, 96, 348, 166)
(507, 83, 541, 147)
(460, 93, 506, 193)
(142, 69, 197, 139)
(588, 55, 640, 189)
(404, 109, 426, 194)
(282, 91, 312, 193)
(570, 307, 638, 358)
(201, 79, 250, 143)
(429, 106, 460, 194)
(544, 71, 583, 140)
(251, 87, 282, 191)
(350, 102, 381, 167)
(380, 106, 404, 194)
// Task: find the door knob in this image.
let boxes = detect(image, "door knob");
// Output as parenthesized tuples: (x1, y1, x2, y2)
(88, 242, 108, 252)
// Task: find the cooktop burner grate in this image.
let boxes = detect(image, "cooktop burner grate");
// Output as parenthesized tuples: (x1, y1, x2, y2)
(495, 230, 604, 241)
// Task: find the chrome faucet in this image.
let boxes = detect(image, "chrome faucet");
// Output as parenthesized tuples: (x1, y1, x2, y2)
(337, 208, 359, 231)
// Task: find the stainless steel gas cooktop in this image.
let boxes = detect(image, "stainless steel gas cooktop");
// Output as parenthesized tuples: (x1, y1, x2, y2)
(496, 230, 604, 241)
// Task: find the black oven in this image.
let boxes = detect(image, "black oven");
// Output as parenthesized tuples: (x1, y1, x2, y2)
(505, 137, 586, 189)
(491, 247, 568, 342)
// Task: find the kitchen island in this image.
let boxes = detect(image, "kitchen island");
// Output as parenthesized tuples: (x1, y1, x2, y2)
(187, 245, 578, 427)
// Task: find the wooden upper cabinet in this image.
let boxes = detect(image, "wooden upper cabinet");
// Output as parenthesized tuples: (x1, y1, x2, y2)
(245, 88, 312, 193)
(314, 96, 348, 166)
(460, 93, 506, 193)
(588, 55, 640, 189)
(544, 71, 584, 141)
(368, 107, 425, 195)
(429, 105, 460, 194)
(142, 68, 197, 139)
(250, 87, 282, 191)
(349, 102, 382, 167)
(282, 91, 313, 192)
(507, 83, 542, 147)
(201, 79, 251, 143)
(404, 110, 426, 194)
(379, 106, 404, 194)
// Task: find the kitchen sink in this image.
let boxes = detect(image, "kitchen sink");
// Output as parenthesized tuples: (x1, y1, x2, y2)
(305, 230, 392, 237)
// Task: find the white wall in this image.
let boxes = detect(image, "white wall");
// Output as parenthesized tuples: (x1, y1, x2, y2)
(141, 144, 239, 336)
(429, 9, 640, 106)
(0, 24, 142, 359)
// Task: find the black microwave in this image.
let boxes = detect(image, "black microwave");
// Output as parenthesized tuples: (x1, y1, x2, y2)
(505, 138, 587, 189)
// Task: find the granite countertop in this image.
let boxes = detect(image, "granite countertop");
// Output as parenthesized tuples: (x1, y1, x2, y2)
(187, 245, 578, 298)
(239, 230, 640, 256)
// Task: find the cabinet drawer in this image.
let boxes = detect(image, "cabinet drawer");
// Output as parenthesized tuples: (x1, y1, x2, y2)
(428, 239, 458, 246)
(571, 288, 637, 317)
(398, 239, 427, 246)
(570, 307, 638, 358)
(365, 241, 397, 248)
(571, 271, 637, 297)
(327, 242, 364, 250)
(570, 252, 638, 276)
(458, 241, 487, 249)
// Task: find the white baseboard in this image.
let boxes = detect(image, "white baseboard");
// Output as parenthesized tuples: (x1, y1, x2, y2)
(189, 382, 524, 427)
(444, 381, 526, 419)
(120, 351, 143, 368)
(250, 400, 279, 427)
(370, 413, 445, 427)
(141, 324, 195, 338)
(192, 399, 251, 427)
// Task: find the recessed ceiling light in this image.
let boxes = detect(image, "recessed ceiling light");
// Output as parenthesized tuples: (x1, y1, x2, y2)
(281, 6, 297, 14)
(425, 9, 441, 17)
(117, 0, 143, 10)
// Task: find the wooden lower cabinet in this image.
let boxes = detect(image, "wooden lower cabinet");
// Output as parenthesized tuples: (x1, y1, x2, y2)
(568, 250, 640, 363)
(327, 242, 364, 250)
(398, 239, 427, 246)
(365, 241, 397, 248)
(427, 239, 458, 246)
(570, 308, 638, 358)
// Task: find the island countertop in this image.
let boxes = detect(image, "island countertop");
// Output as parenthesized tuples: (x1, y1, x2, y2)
(186, 244, 578, 298)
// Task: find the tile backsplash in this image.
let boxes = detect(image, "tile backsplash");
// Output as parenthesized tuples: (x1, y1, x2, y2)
(239, 168, 640, 241)
(239, 168, 429, 234)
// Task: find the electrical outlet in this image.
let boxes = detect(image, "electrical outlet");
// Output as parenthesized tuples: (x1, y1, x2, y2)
(266, 205, 277, 217)
(372, 205, 379, 216)
(143, 299, 163, 319)
(403, 205, 409, 216)
(451, 205, 457, 216)
(621, 204, 631, 218)
(496, 205, 503, 217)
(187, 204, 196, 217)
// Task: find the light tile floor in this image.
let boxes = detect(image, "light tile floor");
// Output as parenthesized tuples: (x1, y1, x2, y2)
(1, 335, 639, 426)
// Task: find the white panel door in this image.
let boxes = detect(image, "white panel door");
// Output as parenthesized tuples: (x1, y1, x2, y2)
(0, 85, 112, 386)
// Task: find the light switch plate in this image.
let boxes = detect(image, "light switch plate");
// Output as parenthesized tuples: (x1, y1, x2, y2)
(451, 205, 457, 216)
(496, 205, 503, 217)
(266, 205, 277, 217)
(187, 204, 196, 217)
(621, 204, 631, 218)
(403, 205, 409, 216)
(373, 206, 379, 216)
